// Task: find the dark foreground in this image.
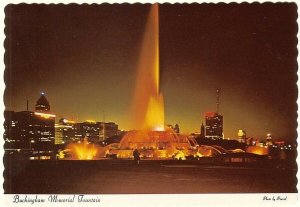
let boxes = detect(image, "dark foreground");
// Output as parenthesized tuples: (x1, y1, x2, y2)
(4, 159, 297, 194)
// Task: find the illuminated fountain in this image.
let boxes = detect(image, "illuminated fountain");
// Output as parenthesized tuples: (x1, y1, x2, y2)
(131, 3, 164, 131)
(63, 137, 98, 160)
(61, 4, 226, 160)
(105, 4, 200, 160)
(109, 128, 199, 159)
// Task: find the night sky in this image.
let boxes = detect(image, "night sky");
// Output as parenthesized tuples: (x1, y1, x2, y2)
(4, 3, 297, 141)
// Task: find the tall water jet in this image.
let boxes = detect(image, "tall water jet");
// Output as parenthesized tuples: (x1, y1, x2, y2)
(60, 4, 199, 160)
(132, 4, 164, 131)
(109, 4, 199, 159)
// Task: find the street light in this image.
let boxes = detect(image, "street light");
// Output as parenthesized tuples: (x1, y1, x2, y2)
(30, 140, 35, 151)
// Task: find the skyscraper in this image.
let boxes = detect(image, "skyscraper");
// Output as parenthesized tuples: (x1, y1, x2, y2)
(205, 112, 223, 140)
(200, 123, 205, 138)
(4, 110, 55, 150)
(266, 133, 273, 146)
(55, 118, 76, 144)
(74, 121, 119, 142)
(100, 122, 119, 140)
(174, 124, 180, 134)
(237, 129, 246, 143)
(35, 92, 50, 112)
(4, 93, 55, 152)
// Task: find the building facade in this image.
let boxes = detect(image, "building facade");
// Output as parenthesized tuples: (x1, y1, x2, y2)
(200, 123, 205, 138)
(4, 93, 56, 151)
(55, 118, 76, 144)
(237, 129, 246, 143)
(205, 112, 223, 140)
(54, 119, 119, 144)
(35, 92, 50, 112)
(4, 110, 55, 150)
(74, 121, 119, 143)
(99, 122, 119, 140)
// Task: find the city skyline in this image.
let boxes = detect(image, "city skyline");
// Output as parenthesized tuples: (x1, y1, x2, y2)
(4, 4, 297, 141)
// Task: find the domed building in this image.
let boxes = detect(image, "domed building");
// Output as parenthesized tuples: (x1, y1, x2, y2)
(35, 92, 50, 112)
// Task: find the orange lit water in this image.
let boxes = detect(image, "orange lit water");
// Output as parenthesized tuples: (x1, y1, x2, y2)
(132, 4, 164, 131)
(62, 4, 239, 160)
(66, 138, 98, 160)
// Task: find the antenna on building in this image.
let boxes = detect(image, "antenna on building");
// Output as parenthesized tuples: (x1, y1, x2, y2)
(216, 88, 220, 114)
(26, 100, 29, 111)
(102, 111, 106, 141)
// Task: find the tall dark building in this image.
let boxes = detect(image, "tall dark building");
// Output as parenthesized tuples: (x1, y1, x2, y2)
(35, 92, 50, 112)
(74, 121, 100, 143)
(200, 123, 205, 138)
(174, 124, 180, 134)
(205, 112, 223, 140)
(73, 121, 119, 143)
(4, 93, 56, 156)
(99, 122, 119, 140)
(4, 110, 55, 151)
(55, 118, 76, 144)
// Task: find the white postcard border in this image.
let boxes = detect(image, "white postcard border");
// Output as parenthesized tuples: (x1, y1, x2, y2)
(0, 1, 299, 207)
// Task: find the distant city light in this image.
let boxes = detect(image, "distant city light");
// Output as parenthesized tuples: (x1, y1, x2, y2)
(86, 120, 96, 123)
(34, 112, 56, 119)
(63, 119, 75, 124)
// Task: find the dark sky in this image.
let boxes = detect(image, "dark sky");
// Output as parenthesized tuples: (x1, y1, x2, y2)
(4, 3, 297, 141)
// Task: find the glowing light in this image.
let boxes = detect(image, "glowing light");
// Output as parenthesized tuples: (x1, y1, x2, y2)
(144, 94, 164, 131)
(174, 151, 186, 160)
(246, 146, 270, 155)
(63, 119, 75, 124)
(34, 112, 56, 119)
(154, 126, 164, 131)
(65, 137, 98, 160)
(132, 3, 164, 131)
(237, 130, 245, 137)
(58, 150, 65, 159)
(86, 120, 96, 123)
(115, 130, 196, 159)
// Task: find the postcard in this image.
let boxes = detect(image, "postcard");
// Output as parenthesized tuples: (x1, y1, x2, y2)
(1, 0, 299, 207)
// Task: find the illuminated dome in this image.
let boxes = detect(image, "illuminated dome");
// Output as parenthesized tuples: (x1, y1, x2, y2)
(35, 92, 50, 112)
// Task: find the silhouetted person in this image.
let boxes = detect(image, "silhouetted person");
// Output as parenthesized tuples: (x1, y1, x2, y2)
(133, 149, 140, 165)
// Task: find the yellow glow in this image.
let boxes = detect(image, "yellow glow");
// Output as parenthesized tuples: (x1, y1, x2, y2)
(143, 4, 164, 131)
(116, 130, 195, 159)
(34, 112, 56, 119)
(246, 146, 269, 155)
(64, 119, 75, 123)
(196, 152, 203, 157)
(237, 130, 245, 137)
(154, 3, 159, 95)
(132, 4, 164, 131)
(144, 94, 164, 131)
(66, 137, 98, 160)
(174, 151, 186, 160)
(86, 120, 96, 123)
